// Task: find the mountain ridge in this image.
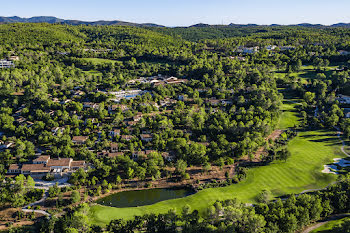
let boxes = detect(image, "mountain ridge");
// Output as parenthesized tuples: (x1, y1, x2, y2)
(1, 16, 350, 28)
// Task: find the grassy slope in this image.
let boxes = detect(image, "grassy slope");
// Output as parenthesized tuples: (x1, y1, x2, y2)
(275, 65, 339, 84)
(311, 216, 350, 233)
(89, 101, 345, 225)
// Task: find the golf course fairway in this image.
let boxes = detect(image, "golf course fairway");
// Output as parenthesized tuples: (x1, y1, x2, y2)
(89, 128, 345, 225)
(88, 98, 347, 225)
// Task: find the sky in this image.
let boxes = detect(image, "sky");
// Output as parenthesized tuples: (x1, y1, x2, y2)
(2, 0, 350, 27)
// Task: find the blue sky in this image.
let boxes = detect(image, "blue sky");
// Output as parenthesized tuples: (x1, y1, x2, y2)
(2, 0, 350, 26)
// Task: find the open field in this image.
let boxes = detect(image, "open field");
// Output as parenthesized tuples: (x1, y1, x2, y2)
(89, 126, 345, 225)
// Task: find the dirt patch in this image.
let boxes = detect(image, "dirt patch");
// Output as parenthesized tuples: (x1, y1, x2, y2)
(0, 207, 43, 231)
(241, 130, 284, 162)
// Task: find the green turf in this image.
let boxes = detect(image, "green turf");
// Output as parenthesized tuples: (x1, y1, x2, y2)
(89, 128, 345, 225)
(82, 58, 120, 65)
(82, 70, 103, 76)
(274, 65, 340, 84)
(88, 92, 346, 226)
(311, 215, 350, 232)
(277, 101, 300, 129)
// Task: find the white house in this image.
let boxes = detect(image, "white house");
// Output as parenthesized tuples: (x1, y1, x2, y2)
(0, 60, 15, 68)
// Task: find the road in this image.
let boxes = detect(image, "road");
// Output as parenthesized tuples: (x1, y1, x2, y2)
(22, 190, 51, 217)
(21, 177, 72, 217)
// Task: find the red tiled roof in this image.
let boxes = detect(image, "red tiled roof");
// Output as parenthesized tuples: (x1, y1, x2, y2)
(71, 161, 85, 167)
(33, 155, 50, 162)
(47, 158, 72, 167)
(21, 164, 50, 172)
(72, 136, 89, 142)
(108, 152, 123, 158)
(8, 164, 20, 170)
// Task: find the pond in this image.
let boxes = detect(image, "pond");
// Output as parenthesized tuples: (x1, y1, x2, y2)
(96, 188, 195, 208)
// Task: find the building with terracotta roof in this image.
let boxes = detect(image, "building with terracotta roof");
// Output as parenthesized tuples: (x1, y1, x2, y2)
(110, 143, 118, 152)
(21, 164, 51, 175)
(8, 164, 21, 174)
(72, 136, 89, 145)
(70, 161, 86, 170)
(140, 134, 153, 142)
(33, 155, 50, 164)
(7, 156, 87, 177)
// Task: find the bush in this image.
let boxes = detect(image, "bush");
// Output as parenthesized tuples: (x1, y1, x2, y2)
(256, 190, 272, 203)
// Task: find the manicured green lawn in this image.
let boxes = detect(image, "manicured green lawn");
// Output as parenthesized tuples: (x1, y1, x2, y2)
(82, 58, 120, 65)
(277, 101, 300, 129)
(82, 70, 103, 76)
(311, 215, 350, 232)
(274, 65, 339, 84)
(89, 128, 344, 225)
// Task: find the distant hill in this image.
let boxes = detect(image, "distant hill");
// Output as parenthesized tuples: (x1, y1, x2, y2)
(1, 16, 350, 28)
(0, 16, 164, 27)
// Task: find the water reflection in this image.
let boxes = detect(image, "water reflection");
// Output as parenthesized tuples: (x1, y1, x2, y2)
(97, 188, 195, 208)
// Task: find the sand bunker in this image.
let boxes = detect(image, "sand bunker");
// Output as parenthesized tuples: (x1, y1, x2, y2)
(322, 158, 350, 174)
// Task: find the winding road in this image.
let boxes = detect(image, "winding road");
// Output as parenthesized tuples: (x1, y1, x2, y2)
(21, 178, 71, 217)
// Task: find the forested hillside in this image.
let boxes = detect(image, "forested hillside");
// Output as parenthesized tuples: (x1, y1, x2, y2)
(0, 23, 349, 233)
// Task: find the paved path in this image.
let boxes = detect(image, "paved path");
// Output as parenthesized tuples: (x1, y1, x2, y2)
(21, 177, 72, 217)
(301, 214, 350, 233)
(22, 190, 51, 217)
(334, 127, 350, 157)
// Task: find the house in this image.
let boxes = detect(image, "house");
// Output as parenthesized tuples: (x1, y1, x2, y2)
(83, 102, 99, 109)
(266, 45, 277, 51)
(110, 143, 118, 152)
(72, 136, 89, 145)
(161, 152, 175, 162)
(72, 90, 85, 97)
(164, 77, 188, 85)
(0, 142, 14, 150)
(7, 164, 21, 174)
(51, 127, 65, 135)
(21, 164, 51, 175)
(121, 135, 133, 141)
(127, 121, 137, 126)
(109, 90, 146, 102)
(70, 161, 86, 171)
(178, 95, 187, 101)
(207, 99, 221, 106)
(145, 150, 156, 155)
(7, 156, 87, 176)
(279, 46, 295, 51)
(344, 108, 350, 118)
(47, 158, 72, 173)
(133, 113, 143, 122)
(140, 134, 153, 142)
(8, 56, 19, 61)
(0, 60, 15, 68)
(337, 95, 350, 104)
(229, 56, 246, 61)
(338, 50, 350, 56)
(107, 152, 123, 158)
(60, 99, 71, 104)
(33, 155, 50, 164)
(221, 99, 233, 105)
(109, 129, 120, 138)
(132, 151, 146, 160)
(237, 46, 259, 54)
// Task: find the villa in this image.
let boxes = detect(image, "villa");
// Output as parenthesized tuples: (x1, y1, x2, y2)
(7, 156, 87, 177)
